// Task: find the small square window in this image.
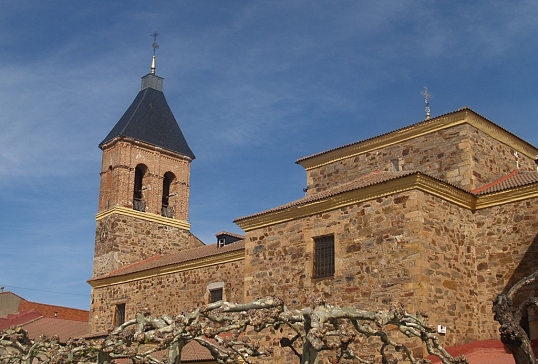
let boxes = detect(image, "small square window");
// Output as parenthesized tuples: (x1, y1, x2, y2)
(210, 288, 223, 303)
(313, 235, 335, 278)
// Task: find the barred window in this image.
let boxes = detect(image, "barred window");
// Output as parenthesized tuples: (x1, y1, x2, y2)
(313, 235, 335, 278)
(210, 288, 223, 303)
(115, 303, 126, 326)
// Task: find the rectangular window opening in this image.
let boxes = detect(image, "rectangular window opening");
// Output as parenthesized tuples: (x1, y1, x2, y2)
(115, 303, 126, 327)
(313, 235, 335, 279)
(210, 288, 223, 303)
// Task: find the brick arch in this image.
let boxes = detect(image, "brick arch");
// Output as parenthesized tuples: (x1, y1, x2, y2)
(161, 171, 176, 217)
(133, 164, 149, 212)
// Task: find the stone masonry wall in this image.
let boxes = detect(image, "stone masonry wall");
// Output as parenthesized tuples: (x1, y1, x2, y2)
(474, 198, 538, 341)
(242, 189, 538, 362)
(243, 190, 475, 362)
(306, 124, 535, 194)
(467, 127, 536, 188)
(89, 258, 244, 333)
(92, 213, 202, 277)
(412, 192, 478, 346)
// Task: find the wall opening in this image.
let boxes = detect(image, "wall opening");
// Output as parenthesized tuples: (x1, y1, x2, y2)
(162, 172, 175, 218)
(133, 164, 147, 212)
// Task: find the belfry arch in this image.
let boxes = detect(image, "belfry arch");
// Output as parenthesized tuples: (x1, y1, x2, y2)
(161, 171, 176, 217)
(133, 164, 148, 212)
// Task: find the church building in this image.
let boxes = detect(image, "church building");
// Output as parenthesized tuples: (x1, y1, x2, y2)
(88, 53, 538, 361)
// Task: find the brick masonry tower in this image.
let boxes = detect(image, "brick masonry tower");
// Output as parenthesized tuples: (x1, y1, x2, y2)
(92, 54, 203, 277)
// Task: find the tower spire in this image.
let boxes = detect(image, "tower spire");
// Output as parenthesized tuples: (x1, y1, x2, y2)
(421, 86, 432, 120)
(150, 31, 160, 75)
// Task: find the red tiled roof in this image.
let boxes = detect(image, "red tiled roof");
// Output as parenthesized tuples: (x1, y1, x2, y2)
(19, 301, 89, 321)
(296, 107, 536, 164)
(235, 170, 420, 222)
(215, 231, 245, 239)
(472, 170, 538, 195)
(235, 168, 538, 222)
(181, 340, 215, 362)
(90, 240, 245, 281)
(21, 317, 89, 343)
(0, 310, 42, 330)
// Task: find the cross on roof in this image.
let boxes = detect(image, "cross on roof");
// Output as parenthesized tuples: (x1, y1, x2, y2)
(151, 31, 160, 55)
(421, 86, 432, 119)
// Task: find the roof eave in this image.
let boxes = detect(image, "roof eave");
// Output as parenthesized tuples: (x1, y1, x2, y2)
(296, 107, 538, 171)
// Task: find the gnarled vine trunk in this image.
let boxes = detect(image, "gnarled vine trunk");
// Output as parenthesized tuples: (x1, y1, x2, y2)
(493, 269, 538, 364)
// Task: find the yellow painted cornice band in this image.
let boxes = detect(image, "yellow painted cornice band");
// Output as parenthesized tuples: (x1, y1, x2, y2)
(235, 173, 538, 231)
(89, 249, 244, 288)
(96, 206, 191, 230)
(297, 109, 538, 171)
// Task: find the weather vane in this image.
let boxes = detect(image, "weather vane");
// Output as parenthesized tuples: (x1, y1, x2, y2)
(421, 86, 432, 120)
(150, 31, 160, 74)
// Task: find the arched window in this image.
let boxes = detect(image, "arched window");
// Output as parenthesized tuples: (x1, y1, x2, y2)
(133, 164, 147, 212)
(106, 166, 112, 209)
(161, 172, 175, 217)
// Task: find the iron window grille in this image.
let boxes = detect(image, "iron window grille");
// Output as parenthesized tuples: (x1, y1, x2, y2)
(313, 235, 335, 278)
(210, 288, 223, 303)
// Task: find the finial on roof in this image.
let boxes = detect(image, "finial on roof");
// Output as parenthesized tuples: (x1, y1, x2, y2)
(421, 86, 432, 120)
(150, 31, 160, 74)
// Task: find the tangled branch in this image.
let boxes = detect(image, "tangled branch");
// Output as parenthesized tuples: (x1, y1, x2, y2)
(0, 297, 465, 364)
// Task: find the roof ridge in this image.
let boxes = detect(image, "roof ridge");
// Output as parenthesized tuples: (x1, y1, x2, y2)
(471, 170, 519, 194)
(20, 315, 45, 326)
(90, 240, 246, 281)
(234, 170, 421, 222)
(215, 231, 245, 239)
(98, 254, 162, 278)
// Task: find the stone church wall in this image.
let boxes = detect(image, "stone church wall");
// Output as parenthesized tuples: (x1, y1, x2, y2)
(243, 189, 538, 360)
(243, 190, 474, 359)
(93, 213, 202, 276)
(89, 258, 244, 333)
(474, 197, 538, 340)
(305, 124, 534, 194)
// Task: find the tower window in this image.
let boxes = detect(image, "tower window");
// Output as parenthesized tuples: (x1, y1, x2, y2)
(133, 164, 147, 212)
(313, 235, 335, 279)
(161, 172, 175, 218)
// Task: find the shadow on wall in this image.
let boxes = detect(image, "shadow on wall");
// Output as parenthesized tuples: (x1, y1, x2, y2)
(501, 233, 538, 295)
(500, 232, 538, 344)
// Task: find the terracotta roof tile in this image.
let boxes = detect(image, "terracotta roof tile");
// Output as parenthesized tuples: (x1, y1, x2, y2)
(181, 340, 215, 361)
(115, 341, 214, 363)
(296, 107, 534, 164)
(0, 310, 42, 330)
(215, 231, 245, 239)
(21, 317, 89, 343)
(472, 170, 538, 195)
(235, 170, 418, 222)
(18, 301, 89, 321)
(90, 240, 245, 281)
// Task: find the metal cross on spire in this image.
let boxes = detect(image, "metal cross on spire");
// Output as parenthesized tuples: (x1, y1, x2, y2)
(421, 86, 432, 120)
(151, 31, 160, 55)
(150, 31, 160, 74)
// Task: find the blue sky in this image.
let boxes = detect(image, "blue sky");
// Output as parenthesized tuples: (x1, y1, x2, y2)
(0, 1, 537, 310)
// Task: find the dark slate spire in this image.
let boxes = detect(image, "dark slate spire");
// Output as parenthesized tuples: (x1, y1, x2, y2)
(100, 54, 195, 159)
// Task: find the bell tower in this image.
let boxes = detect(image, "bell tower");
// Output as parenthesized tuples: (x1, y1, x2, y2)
(92, 44, 202, 277)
